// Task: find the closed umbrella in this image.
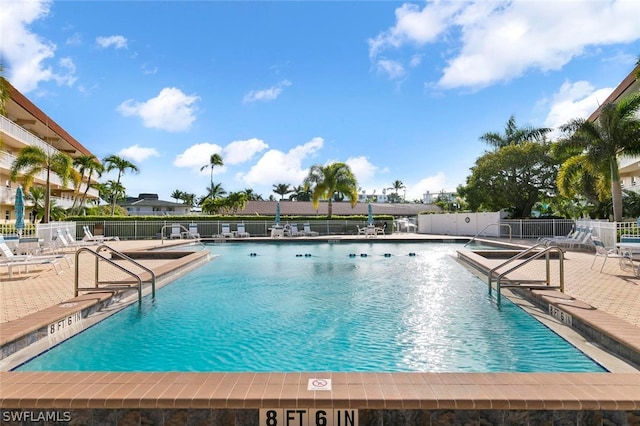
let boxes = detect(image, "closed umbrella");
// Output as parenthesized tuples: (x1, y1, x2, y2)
(14, 185, 25, 236)
(275, 201, 281, 225)
(367, 203, 373, 225)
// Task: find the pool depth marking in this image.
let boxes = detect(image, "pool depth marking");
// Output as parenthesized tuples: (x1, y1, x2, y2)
(259, 408, 358, 426)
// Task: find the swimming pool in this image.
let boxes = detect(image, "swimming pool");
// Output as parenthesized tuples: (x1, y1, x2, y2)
(17, 242, 605, 372)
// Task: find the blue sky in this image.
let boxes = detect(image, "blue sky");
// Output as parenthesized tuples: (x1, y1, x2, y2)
(1, 0, 639, 202)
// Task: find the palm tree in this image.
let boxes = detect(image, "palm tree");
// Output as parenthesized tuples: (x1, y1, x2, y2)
(272, 183, 292, 200)
(558, 93, 640, 221)
(103, 155, 139, 215)
(0, 63, 9, 118)
(171, 189, 184, 203)
(10, 146, 74, 223)
(242, 188, 263, 201)
(70, 154, 103, 216)
(225, 191, 249, 213)
(304, 162, 358, 218)
(201, 182, 226, 204)
(25, 186, 45, 223)
(200, 153, 224, 193)
(480, 115, 551, 150)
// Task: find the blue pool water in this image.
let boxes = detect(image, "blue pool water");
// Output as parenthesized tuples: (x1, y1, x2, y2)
(18, 242, 605, 372)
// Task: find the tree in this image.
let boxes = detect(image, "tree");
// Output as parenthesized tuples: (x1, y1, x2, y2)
(304, 162, 358, 218)
(225, 191, 248, 213)
(480, 115, 551, 150)
(171, 189, 184, 203)
(200, 153, 223, 195)
(242, 188, 263, 201)
(200, 182, 226, 204)
(272, 183, 292, 200)
(290, 184, 311, 201)
(10, 146, 74, 223)
(557, 93, 640, 221)
(0, 63, 8, 117)
(25, 186, 45, 223)
(101, 180, 126, 213)
(457, 142, 558, 218)
(70, 154, 104, 216)
(103, 155, 139, 216)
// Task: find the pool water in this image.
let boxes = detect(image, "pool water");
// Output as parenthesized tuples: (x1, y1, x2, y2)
(18, 243, 605, 372)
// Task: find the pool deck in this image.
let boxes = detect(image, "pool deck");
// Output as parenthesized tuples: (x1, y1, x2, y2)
(1, 234, 639, 423)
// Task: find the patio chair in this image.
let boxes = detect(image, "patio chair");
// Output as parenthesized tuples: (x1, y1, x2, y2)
(221, 224, 233, 238)
(183, 223, 200, 239)
(0, 238, 67, 278)
(591, 237, 630, 272)
(82, 225, 120, 242)
(289, 224, 301, 237)
(170, 224, 182, 239)
(55, 230, 96, 251)
(236, 223, 250, 238)
(356, 225, 367, 235)
(302, 223, 319, 237)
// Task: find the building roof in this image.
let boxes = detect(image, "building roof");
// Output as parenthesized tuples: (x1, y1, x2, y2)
(238, 200, 439, 217)
(588, 64, 640, 121)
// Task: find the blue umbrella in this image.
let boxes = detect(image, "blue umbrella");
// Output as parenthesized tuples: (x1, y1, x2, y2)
(367, 203, 373, 225)
(14, 185, 25, 235)
(275, 201, 281, 225)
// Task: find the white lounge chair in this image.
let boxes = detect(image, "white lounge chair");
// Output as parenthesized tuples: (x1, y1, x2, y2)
(302, 223, 319, 237)
(170, 224, 182, 239)
(221, 224, 233, 238)
(82, 225, 119, 242)
(184, 223, 200, 239)
(289, 224, 300, 237)
(0, 238, 67, 277)
(236, 223, 250, 238)
(54, 230, 95, 251)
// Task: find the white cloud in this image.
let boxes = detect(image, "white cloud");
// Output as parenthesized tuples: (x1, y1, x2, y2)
(223, 138, 269, 165)
(96, 35, 128, 49)
(0, 0, 77, 93)
(173, 143, 225, 171)
(346, 156, 378, 185)
(117, 87, 199, 132)
(118, 144, 160, 162)
(240, 137, 324, 185)
(370, 0, 640, 90)
(243, 80, 291, 103)
(542, 80, 614, 139)
(375, 59, 405, 79)
(405, 172, 448, 201)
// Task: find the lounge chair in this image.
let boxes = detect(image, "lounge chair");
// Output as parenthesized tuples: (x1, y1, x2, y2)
(15, 237, 42, 255)
(591, 237, 630, 272)
(54, 230, 95, 251)
(0, 238, 67, 278)
(170, 224, 182, 239)
(302, 223, 319, 237)
(82, 225, 119, 242)
(236, 223, 250, 238)
(183, 223, 200, 239)
(289, 224, 300, 237)
(221, 224, 233, 238)
(356, 225, 367, 235)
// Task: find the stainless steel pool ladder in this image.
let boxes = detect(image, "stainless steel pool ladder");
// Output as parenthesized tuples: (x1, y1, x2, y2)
(487, 243, 565, 305)
(74, 245, 156, 304)
(465, 223, 512, 246)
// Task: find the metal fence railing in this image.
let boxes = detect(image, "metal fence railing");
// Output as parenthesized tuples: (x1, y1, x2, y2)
(63, 219, 392, 240)
(499, 219, 575, 240)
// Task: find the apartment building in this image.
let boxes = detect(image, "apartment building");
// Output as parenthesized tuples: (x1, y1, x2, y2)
(1, 80, 100, 222)
(588, 64, 640, 193)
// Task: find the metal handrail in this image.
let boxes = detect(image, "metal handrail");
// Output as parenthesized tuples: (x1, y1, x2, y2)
(74, 245, 156, 304)
(488, 245, 565, 305)
(465, 223, 512, 246)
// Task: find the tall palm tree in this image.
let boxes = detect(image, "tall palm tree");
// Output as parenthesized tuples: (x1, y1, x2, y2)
(70, 154, 104, 215)
(200, 153, 224, 192)
(480, 115, 551, 150)
(171, 189, 184, 203)
(10, 146, 74, 223)
(272, 183, 292, 200)
(304, 162, 358, 218)
(558, 93, 640, 221)
(103, 155, 139, 215)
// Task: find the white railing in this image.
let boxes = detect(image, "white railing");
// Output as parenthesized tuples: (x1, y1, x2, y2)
(0, 115, 51, 152)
